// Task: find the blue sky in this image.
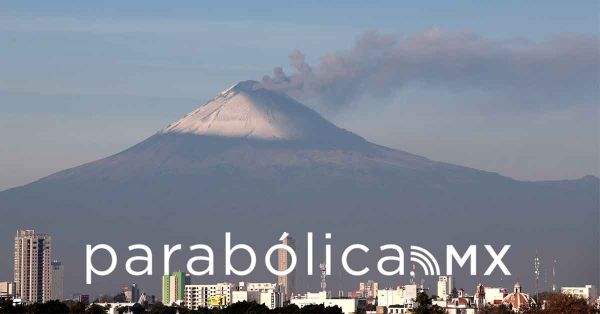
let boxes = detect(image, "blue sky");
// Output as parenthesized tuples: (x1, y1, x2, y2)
(0, 1, 598, 190)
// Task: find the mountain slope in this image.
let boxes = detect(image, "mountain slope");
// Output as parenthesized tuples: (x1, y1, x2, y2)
(0, 81, 597, 296)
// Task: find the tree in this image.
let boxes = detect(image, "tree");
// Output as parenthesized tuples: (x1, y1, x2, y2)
(87, 303, 108, 314)
(411, 291, 445, 314)
(0, 298, 15, 313)
(37, 300, 71, 313)
(450, 288, 458, 298)
(131, 303, 146, 314)
(113, 292, 127, 303)
(480, 304, 513, 314)
(149, 302, 177, 314)
(270, 304, 300, 314)
(222, 301, 270, 314)
(70, 302, 87, 313)
(543, 293, 597, 314)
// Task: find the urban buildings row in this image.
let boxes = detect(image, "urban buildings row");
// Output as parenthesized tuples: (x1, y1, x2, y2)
(157, 273, 598, 314)
(4, 230, 599, 313)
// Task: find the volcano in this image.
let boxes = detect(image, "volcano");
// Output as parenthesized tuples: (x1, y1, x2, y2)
(0, 80, 597, 295)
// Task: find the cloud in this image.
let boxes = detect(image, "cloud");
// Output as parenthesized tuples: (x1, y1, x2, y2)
(261, 28, 599, 112)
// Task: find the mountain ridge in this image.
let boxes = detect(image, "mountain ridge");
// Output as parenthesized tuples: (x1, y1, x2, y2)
(0, 81, 597, 295)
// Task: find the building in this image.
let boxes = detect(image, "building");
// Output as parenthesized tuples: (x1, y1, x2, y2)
(278, 235, 296, 300)
(95, 303, 136, 314)
(0, 282, 16, 299)
(123, 283, 140, 303)
(162, 272, 190, 305)
(232, 290, 261, 306)
(357, 280, 379, 300)
(377, 285, 417, 308)
(138, 292, 155, 306)
(475, 286, 506, 307)
(237, 282, 283, 309)
(50, 260, 64, 301)
(437, 276, 449, 300)
(185, 283, 234, 309)
(79, 294, 90, 305)
(561, 285, 598, 305)
(502, 282, 535, 311)
(291, 291, 357, 314)
(14, 230, 52, 303)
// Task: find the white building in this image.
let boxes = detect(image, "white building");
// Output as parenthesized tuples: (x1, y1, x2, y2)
(377, 285, 417, 308)
(291, 291, 357, 314)
(238, 282, 283, 309)
(561, 285, 598, 305)
(357, 280, 379, 299)
(437, 276, 449, 300)
(14, 230, 52, 303)
(185, 283, 233, 310)
(483, 287, 505, 305)
(231, 282, 283, 309)
(386, 305, 413, 314)
(95, 303, 135, 314)
(232, 290, 261, 305)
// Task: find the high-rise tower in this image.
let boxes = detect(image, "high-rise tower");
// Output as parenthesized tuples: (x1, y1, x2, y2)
(14, 230, 52, 303)
(277, 235, 296, 300)
(50, 260, 64, 301)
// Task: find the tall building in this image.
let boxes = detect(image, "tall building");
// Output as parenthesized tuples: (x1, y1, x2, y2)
(14, 230, 52, 303)
(162, 272, 190, 305)
(50, 260, 64, 301)
(277, 235, 296, 300)
(122, 283, 139, 302)
(437, 276, 449, 300)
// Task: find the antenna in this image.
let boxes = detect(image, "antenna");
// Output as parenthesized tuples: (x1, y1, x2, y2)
(409, 264, 416, 285)
(552, 259, 557, 292)
(534, 251, 540, 302)
(320, 262, 327, 292)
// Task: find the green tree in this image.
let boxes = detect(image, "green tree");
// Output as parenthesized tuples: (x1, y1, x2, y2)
(113, 292, 127, 303)
(480, 304, 513, 314)
(270, 304, 300, 314)
(69, 302, 87, 313)
(87, 303, 108, 314)
(542, 293, 597, 314)
(450, 288, 458, 298)
(149, 302, 177, 314)
(37, 300, 71, 313)
(411, 291, 445, 314)
(0, 298, 15, 313)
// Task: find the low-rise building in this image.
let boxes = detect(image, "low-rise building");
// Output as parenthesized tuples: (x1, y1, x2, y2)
(561, 285, 598, 305)
(291, 291, 357, 314)
(0, 282, 16, 299)
(244, 282, 283, 309)
(376, 284, 417, 308)
(95, 302, 135, 314)
(502, 282, 535, 312)
(185, 283, 233, 310)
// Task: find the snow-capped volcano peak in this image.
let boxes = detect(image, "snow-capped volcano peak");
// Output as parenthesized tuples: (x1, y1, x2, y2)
(160, 80, 352, 141)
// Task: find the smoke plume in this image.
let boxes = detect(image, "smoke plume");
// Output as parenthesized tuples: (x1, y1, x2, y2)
(261, 28, 598, 111)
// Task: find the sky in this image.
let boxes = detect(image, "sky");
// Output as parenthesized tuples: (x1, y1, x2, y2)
(0, 1, 598, 191)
